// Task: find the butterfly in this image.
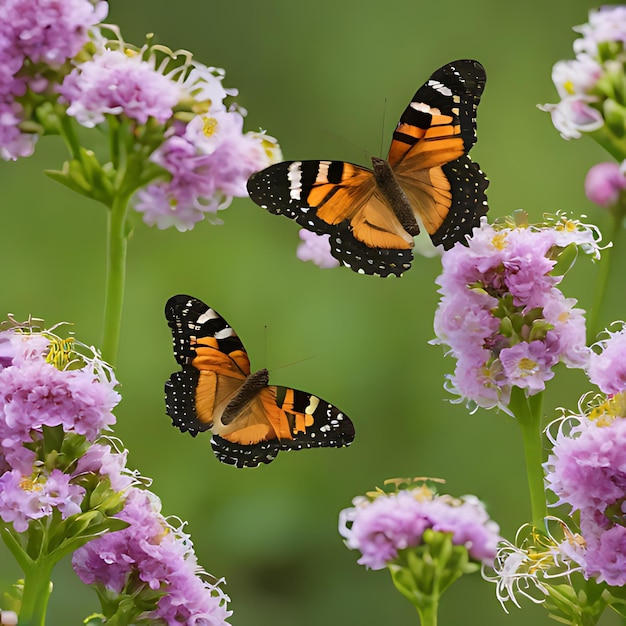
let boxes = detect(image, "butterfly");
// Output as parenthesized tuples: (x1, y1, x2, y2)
(246, 59, 489, 277)
(164, 294, 355, 468)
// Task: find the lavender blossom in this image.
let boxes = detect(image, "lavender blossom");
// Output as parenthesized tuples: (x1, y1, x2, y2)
(339, 483, 500, 570)
(540, 6, 626, 142)
(432, 216, 597, 411)
(544, 396, 626, 587)
(588, 325, 626, 394)
(58, 48, 182, 128)
(0, 0, 107, 160)
(585, 162, 626, 207)
(296, 229, 340, 269)
(73, 487, 232, 625)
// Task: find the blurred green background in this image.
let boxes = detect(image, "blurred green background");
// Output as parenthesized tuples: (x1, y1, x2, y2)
(1, 0, 623, 624)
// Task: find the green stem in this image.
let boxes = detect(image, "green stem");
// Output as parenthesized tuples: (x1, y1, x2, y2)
(509, 387, 547, 530)
(590, 127, 626, 162)
(587, 209, 623, 342)
(415, 597, 438, 626)
(17, 556, 55, 626)
(101, 193, 131, 366)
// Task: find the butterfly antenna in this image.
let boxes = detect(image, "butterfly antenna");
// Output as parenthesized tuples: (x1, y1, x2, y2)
(379, 98, 387, 158)
(270, 355, 315, 373)
(320, 127, 370, 163)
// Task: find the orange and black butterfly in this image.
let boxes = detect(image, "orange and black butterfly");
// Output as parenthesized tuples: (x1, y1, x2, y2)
(164, 295, 354, 468)
(247, 60, 488, 277)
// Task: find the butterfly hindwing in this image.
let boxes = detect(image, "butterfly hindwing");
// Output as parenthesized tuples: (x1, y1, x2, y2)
(164, 295, 355, 467)
(246, 59, 489, 276)
(211, 385, 354, 468)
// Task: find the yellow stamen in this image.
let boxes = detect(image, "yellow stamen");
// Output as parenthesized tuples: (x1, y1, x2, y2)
(45, 337, 74, 370)
(492, 232, 508, 250)
(19, 477, 44, 493)
(202, 116, 218, 137)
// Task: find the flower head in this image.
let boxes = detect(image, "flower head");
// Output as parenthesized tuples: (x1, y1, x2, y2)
(59, 48, 182, 128)
(0, 321, 122, 530)
(432, 214, 597, 411)
(544, 396, 626, 587)
(484, 519, 584, 612)
(0, 0, 107, 160)
(540, 6, 626, 143)
(339, 479, 500, 570)
(588, 324, 626, 394)
(73, 486, 232, 625)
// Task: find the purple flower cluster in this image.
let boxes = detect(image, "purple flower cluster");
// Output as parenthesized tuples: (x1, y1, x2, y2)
(588, 325, 626, 394)
(433, 217, 594, 411)
(58, 48, 181, 128)
(339, 486, 500, 570)
(545, 402, 626, 586)
(134, 111, 280, 231)
(0, 327, 120, 531)
(0, 324, 231, 623)
(0, 468, 84, 532)
(73, 487, 232, 625)
(296, 229, 340, 269)
(55, 37, 281, 230)
(0, 328, 119, 477)
(0, 0, 107, 160)
(539, 6, 626, 140)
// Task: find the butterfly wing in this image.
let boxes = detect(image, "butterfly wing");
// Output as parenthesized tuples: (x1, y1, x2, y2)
(247, 160, 415, 276)
(164, 294, 251, 436)
(211, 384, 355, 468)
(165, 294, 355, 467)
(389, 59, 489, 249)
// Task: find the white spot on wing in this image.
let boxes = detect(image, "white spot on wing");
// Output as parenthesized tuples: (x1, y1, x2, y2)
(305, 395, 320, 415)
(427, 79, 453, 97)
(410, 102, 440, 115)
(196, 309, 220, 324)
(317, 161, 331, 183)
(288, 161, 302, 201)
(215, 327, 235, 339)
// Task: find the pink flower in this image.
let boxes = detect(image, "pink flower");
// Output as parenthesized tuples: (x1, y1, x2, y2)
(0, 468, 85, 532)
(296, 230, 339, 269)
(585, 162, 626, 208)
(0, 0, 107, 67)
(432, 218, 593, 410)
(339, 488, 500, 570)
(545, 415, 626, 515)
(499, 340, 557, 394)
(588, 326, 626, 394)
(0, 0, 107, 160)
(73, 487, 232, 625)
(59, 48, 182, 128)
(134, 113, 279, 231)
(574, 6, 626, 56)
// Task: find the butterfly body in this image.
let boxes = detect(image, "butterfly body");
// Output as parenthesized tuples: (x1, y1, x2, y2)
(164, 295, 354, 468)
(247, 60, 489, 276)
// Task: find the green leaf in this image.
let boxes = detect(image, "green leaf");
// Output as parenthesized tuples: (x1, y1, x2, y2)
(552, 242, 579, 276)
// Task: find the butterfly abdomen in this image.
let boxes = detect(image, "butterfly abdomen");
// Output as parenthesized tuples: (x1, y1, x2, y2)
(371, 157, 421, 237)
(221, 368, 270, 425)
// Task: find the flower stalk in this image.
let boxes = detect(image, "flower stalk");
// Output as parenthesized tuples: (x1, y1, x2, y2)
(102, 191, 130, 366)
(509, 387, 547, 530)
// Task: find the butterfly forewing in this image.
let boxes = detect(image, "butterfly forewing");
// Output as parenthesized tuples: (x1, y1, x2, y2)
(388, 59, 485, 166)
(164, 295, 355, 467)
